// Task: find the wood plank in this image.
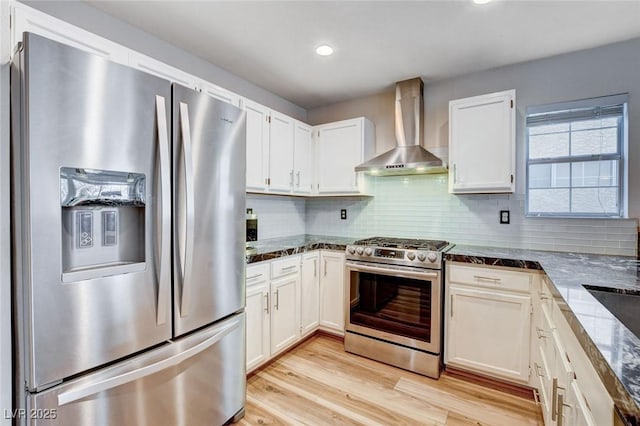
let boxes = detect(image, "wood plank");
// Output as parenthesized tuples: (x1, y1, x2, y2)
(395, 376, 540, 426)
(241, 335, 544, 426)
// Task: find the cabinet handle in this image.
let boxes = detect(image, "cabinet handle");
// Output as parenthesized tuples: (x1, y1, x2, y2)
(324, 259, 328, 277)
(289, 170, 294, 186)
(274, 290, 279, 310)
(313, 259, 317, 277)
(551, 378, 565, 421)
(247, 273, 263, 280)
(534, 362, 544, 377)
(453, 163, 457, 183)
(539, 292, 550, 300)
(296, 171, 300, 186)
(450, 294, 454, 318)
(557, 393, 571, 426)
(264, 293, 269, 314)
(536, 326, 547, 339)
(473, 275, 501, 283)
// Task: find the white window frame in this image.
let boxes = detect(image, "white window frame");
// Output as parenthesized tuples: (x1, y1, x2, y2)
(525, 94, 628, 218)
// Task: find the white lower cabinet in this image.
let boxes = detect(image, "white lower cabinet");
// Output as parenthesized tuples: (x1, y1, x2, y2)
(319, 251, 345, 334)
(531, 277, 613, 426)
(245, 264, 270, 372)
(300, 252, 320, 336)
(245, 250, 345, 372)
(445, 263, 535, 384)
(446, 284, 532, 382)
(270, 274, 300, 355)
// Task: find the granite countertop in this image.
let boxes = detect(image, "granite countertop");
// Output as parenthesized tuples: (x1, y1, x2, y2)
(447, 245, 640, 425)
(245, 234, 356, 264)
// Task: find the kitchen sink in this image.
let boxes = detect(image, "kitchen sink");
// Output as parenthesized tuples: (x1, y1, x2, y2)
(584, 285, 640, 340)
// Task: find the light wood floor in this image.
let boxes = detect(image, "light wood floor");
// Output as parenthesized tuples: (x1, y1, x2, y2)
(240, 334, 544, 426)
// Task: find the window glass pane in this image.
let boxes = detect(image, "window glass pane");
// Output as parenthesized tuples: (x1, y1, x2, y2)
(571, 160, 617, 187)
(571, 127, 618, 156)
(571, 117, 618, 131)
(528, 189, 570, 213)
(552, 163, 570, 187)
(571, 188, 619, 214)
(529, 164, 550, 188)
(528, 122, 570, 136)
(529, 132, 569, 159)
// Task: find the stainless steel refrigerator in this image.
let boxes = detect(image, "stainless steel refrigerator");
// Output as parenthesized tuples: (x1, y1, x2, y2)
(11, 33, 247, 425)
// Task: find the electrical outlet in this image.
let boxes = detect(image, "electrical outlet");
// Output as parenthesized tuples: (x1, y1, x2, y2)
(500, 210, 510, 224)
(340, 209, 347, 220)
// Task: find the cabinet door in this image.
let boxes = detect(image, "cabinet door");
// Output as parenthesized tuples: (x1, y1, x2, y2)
(201, 82, 241, 107)
(130, 52, 197, 89)
(246, 283, 270, 372)
(270, 275, 299, 355)
(300, 253, 320, 336)
(268, 111, 295, 193)
(244, 100, 270, 191)
(319, 252, 345, 333)
(11, 3, 129, 64)
(446, 284, 531, 382)
(449, 90, 515, 193)
(293, 121, 313, 194)
(315, 120, 362, 193)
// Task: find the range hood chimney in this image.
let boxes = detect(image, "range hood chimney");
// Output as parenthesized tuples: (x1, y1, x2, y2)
(355, 77, 447, 176)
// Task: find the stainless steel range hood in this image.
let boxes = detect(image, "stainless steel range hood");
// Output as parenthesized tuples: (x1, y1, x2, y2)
(355, 77, 447, 176)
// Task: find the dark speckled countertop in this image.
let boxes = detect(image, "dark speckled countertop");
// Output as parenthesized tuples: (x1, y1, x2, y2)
(447, 245, 640, 425)
(245, 234, 356, 264)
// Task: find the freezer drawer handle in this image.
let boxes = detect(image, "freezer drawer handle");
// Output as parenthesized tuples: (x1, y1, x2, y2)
(57, 317, 241, 406)
(178, 102, 196, 317)
(155, 95, 171, 326)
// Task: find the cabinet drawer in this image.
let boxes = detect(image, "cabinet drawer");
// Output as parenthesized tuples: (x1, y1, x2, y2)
(448, 264, 532, 293)
(246, 263, 269, 287)
(271, 256, 300, 279)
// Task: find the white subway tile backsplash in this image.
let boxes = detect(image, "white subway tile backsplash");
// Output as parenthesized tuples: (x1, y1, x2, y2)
(305, 174, 637, 256)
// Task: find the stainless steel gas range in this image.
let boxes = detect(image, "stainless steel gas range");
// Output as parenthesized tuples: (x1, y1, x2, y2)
(344, 237, 452, 379)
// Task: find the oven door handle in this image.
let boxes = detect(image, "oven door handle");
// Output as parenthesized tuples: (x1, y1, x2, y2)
(345, 261, 440, 280)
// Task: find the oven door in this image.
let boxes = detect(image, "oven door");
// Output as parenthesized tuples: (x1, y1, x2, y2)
(345, 260, 442, 354)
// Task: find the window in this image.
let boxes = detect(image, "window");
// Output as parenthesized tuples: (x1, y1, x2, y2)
(526, 94, 628, 217)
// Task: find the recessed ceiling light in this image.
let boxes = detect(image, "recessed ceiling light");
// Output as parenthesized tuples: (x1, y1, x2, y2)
(473, 0, 491, 4)
(316, 45, 334, 56)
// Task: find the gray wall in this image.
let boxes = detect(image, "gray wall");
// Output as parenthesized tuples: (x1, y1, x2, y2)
(21, 1, 307, 121)
(308, 37, 640, 219)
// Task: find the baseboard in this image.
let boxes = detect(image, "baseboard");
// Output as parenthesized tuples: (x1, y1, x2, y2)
(444, 366, 536, 401)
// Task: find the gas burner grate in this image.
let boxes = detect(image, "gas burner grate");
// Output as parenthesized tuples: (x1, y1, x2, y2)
(354, 237, 449, 251)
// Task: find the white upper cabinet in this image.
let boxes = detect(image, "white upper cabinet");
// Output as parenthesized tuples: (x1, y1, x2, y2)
(314, 117, 374, 194)
(244, 99, 271, 191)
(129, 52, 198, 89)
(200, 81, 241, 107)
(267, 110, 296, 193)
(449, 89, 515, 194)
(10, 3, 128, 64)
(293, 121, 313, 195)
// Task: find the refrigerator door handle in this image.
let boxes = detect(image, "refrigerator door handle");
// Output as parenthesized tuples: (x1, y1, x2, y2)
(178, 102, 196, 317)
(57, 317, 241, 406)
(155, 95, 171, 325)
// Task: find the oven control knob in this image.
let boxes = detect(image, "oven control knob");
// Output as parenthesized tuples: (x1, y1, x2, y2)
(407, 252, 416, 260)
(427, 253, 438, 263)
(417, 253, 426, 262)
(356, 247, 364, 255)
(348, 246, 356, 254)
(364, 248, 373, 256)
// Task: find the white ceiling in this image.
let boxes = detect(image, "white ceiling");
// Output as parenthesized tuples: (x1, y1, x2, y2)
(85, 0, 640, 110)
